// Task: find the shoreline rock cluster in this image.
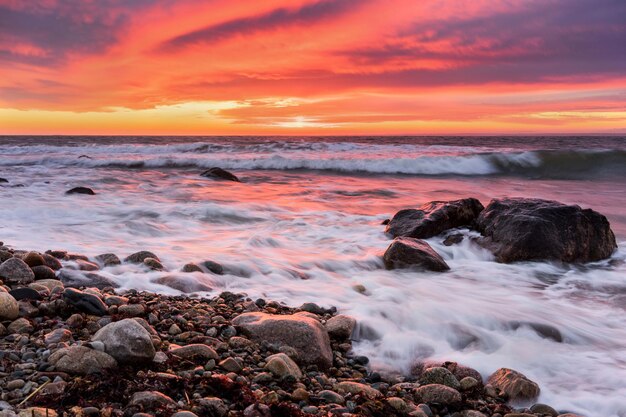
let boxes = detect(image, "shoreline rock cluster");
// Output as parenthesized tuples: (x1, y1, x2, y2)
(382, 197, 617, 271)
(0, 243, 585, 417)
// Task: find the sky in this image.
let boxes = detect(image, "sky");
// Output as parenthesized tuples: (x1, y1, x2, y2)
(0, 0, 625, 135)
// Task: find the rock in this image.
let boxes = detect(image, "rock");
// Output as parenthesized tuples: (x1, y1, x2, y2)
(76, 259, 99, 271)
(325, 314, 356, 339)
(233, 312, 333, 369)
(46, 249, 67, 259)
(105, 295, 128, 306)
(385, 198, 484, 238)
(44, 328, 73, 345)
(118, 304, 145, 317)
(0, 178, 7, 183)
(92, 318, 156, 364)
(383, 237, 450, 271)
(42, 254, 63, 270)
(33, 279, 64, 292)
(7, 318, 33, 333)
(200, 167, 241, 182)
(264, 353, 303, 379)
(32, 265, 57, 280)
(197, 397, 228, 417)
(125, 251, 160, 264)
(181, 263, 203, 273)
(420, 367, 461, 390)
(66, 187, 95, 195)
(172, 412, 199, 417)
(151, 275, 212, 293)
(476, 198, 617, 263)
(530, 403, 558, 417)
(487, 368, 540, 402)
(22, 251, 44, 267)
(0, 292, 19, 320)
(143, 257, 164, 270)
(48, 346, 117, 374)
(0, 250, 11, 263)
(0, 258, 35, 284)
(461, 411, 488, 417)
(317, 390, 345, 405)
(460, 377, 480, 392)
(169, 344, 218, 361)
(18, 408, 58, 417)
(386, 397, 412, 413)
(202, 260, 224, 275)
(95, 253, 121, 267)
(219, 357, 242, 372)
(443, 233, 464, 246)
(128, 391, 175, 409)
(63, 288, 108, 315)
(58, 269, 118, 290)
(413, 384, 462, 406)
(9, 287, 42, 301)
(336, 381, 382, 399)
(508, 321, 563, 343)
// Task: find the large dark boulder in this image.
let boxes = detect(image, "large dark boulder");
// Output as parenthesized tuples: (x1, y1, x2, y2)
(200, 167, 240, 182)
(476, 198, 617, 263)
(385, 198, 484, 239)
(383, 237, 450, 271)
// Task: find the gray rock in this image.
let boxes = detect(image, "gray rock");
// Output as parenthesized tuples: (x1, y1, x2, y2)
(0, 292, 19, 320)
(48, 346, 117, 374)
(317, 390, 345, 405)
(420, 367, 461, 390)
(151, 275, 212, 293)
(169, 344, 218, 361)
(58, 269, 119, 290)
(219, 357, 242, 372)
(325, 314, 356, 339)
(196, 397, 228, 417)
(128, 391, 175, 409)
(233, 312, 333, 369)
(383, 237, 450, 271)
(92, 318, 156, 364)
(0, 258, 35, 284)
(264, 353, 303, 379)
(44, 328, 73, 345)
(7, 318, 33, 334)
(95, 253, 121, 267)
(336, 381, 382, 399)
(413, 384, 462, 406)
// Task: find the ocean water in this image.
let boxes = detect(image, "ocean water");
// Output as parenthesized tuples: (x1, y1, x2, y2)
(1, 136, 625, 417)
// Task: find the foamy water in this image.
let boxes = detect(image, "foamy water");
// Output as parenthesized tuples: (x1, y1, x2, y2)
(1, 136, 625, 417)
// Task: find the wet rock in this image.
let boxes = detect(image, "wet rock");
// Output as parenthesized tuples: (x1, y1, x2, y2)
(32, 265, 57, 280)
(325, 314, 356, 340)
(0, 258, 35, 284)
(487, 368, 540, 402)
(0, 250, 11, 263)
(219, 357, 243, 372)
(0, 292, 19, 319)
(169, 344, 218, 361)
(317, 390, 345, 405)
(9, 287, 42, 301)
(530, 403, 558, 417)
(76, 259, 99, 271)
(196, 397, 228, 416)
(118, 303, 145, 316)
(48, 346, 117, 375)
(22, 251, 45, 267)
(460, 377, 480, 392)
(385, 198, 484, 239)
(33, 279, 64, 293)
(128, 391, 175, 409)
(0, 178, 7, 183)
(420, 367, 461, 390)
(182, 263, 203, 273)
(92, 318, 156, 364)
(202, 260, 224, 275)
(95, 253, 121, 267)
(66, 187, 95, 195)
(413, 384, 462, 406)
(44, 328, 73, 345)
(264, 353, 303, 379)
(200, 167, 241, 182)
(58, 269, 118, 290)
(443, 233, 464, 246)
(476, 198, 617, 263)
(508, 321, 563, 343)
(233, 312, 333, 369)
(63, 288, 108, 315)
(125, 251, 160, 264)
(143, 257, 164, 271)
(42, 254, 63, 270)
(152, 275, 212, 293)
(383, 237, 450, 271)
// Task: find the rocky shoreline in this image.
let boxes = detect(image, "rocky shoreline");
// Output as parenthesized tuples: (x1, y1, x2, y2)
(0, 244, 587, 417)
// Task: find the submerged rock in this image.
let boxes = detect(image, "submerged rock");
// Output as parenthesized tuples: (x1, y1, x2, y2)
(476, 198, 617, 263)
(487, 368, 540, 402)
(383, 237, 450, 271)
(200, 167, 241, 182)
(95, 253, 121, 267)
(66, 186, 95, 195)
(124, 251, 159, 264)
(232, 312, 333, 369)
(385, 198, 484, 239)
(58, 269, 119, 290)
(152, 275, 212, 293)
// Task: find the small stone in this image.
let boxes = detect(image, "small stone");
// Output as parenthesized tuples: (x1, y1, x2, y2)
(6, 379, 25, 390)
(172, 412, 199, 417)
(317, 390, 345, 405)
(291, 388, 309, 401)
(169, 344, 218, 361)
(44, 328, 73, 345)
(530, 403, 558, 417)
(386, 397, 411, 413)
(0, 258, 35, 284)
(169, 323, 182, 335)
(196, 397, 228, 417)
(32, 279, 63, 292)
(264, 353, 303, 379)
(302, 406, 318, 414)
(67, 314, 84, 328)
(105, 295, 128, 306)
(48, 346, 117, 375)
(413, 384, 462, 406)
(7, 318, 33, 334)
(336, 381, 382, 399)
(9, 287, 42, 301)
(118, 304, 145, 316)
(219, 357, 242, 372)
(128, 391, 175, 409)
(325, 314, 356, 339)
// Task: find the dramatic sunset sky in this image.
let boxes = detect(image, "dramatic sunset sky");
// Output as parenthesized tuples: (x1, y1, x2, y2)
(1, 0, 625, 135)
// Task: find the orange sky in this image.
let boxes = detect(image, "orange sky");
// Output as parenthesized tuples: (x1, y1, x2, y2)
(1, 0, 625, 135)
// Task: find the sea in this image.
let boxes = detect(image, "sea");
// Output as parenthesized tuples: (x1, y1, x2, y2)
(1, 136, 625, 417)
